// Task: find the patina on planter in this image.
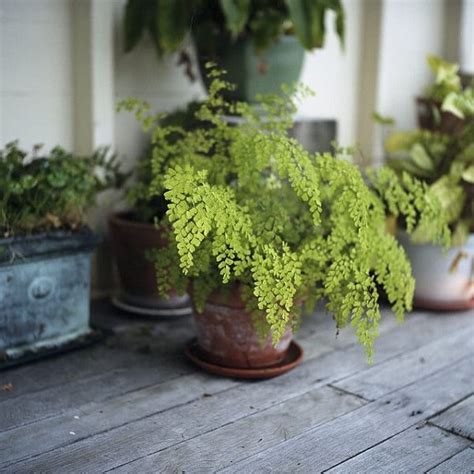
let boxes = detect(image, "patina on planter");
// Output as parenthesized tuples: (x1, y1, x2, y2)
(193, 285, 293, 369)
(109, 211, 190, 312)
(399, 232, 474, 310)
(0, 228, 99, 362)
(195, 34, 305, 102)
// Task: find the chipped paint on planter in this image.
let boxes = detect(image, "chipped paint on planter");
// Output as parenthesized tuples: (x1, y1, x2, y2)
(0, 229, 99, 362)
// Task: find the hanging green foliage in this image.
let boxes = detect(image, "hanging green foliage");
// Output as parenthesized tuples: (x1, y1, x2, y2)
(119, 66, 417, 361)
(123, 0, 344, 56)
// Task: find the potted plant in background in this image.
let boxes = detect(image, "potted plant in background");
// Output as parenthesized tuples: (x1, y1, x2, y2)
(0, 142, 123, 366)
(370, 108, 473, 310)
(122, 67, 416, 378)
(123, 0, 345, 102)
(416, 55, 473, 135)
(110, 102, 204, 316)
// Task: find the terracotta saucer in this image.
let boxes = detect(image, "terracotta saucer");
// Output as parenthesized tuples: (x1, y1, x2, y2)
(111, 296, 193, 318)
(184, 339, 303, 379)
(414, 297, 474, 312)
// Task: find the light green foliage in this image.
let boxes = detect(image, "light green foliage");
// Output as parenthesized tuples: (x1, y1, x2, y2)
(425, 55, 462, 102)
(374, 121, 473, 247)
(424, 55, 474, 119)
(126, 67, 414, 361)
(117, 101, 204, 223)
(0, 142, 125, 237)
(371, 55, 473, 246)
(123, 0, 345, 56)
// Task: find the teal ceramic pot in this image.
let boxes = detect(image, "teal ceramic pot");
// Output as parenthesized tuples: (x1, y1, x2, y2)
(0, 228, 99, 363)
(399, 232, 474, 311)
(195, 34, 305, 102)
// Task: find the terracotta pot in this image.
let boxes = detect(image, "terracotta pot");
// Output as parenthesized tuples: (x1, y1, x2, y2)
(399, 232, 474, 311)
(193, 285, 293, 369)
(416, 97, 466, 135)
(109, 211, 189, 309)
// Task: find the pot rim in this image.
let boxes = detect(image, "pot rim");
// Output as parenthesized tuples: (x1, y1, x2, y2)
(109, 210, 165, 233)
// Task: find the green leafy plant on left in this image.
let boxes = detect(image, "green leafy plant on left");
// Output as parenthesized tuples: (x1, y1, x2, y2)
(0, 142, 125, 237)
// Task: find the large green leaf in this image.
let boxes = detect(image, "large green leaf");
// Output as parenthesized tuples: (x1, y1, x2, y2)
(155, 0, 189, 53)
(124, 0, 148, 52)
(429, 176, 465, 224)
(410, 143, 434, 172)
(286, 0, 344, 50)
(288, 0, 324, 49)
(220, 0, 250, 38)
(462, 165, 474, 183)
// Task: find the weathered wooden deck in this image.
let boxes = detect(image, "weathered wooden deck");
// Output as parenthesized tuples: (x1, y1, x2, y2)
(1, 300, 473, 473)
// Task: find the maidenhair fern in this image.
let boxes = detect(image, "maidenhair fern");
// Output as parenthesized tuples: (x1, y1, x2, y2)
(122, 66, 416, 361)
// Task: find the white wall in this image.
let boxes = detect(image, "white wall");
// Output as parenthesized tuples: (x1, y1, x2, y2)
(0, 0, 74, 150)
(298, 0, 363, 147)
(113, 0, 205, 171)
(371, 0, 460, 162)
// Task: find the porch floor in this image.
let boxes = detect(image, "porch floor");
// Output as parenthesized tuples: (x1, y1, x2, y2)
(1, 300, 473, 473)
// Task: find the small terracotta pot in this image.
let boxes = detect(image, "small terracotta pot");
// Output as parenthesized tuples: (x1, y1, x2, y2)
(192, 285, 293, 369)
(109, 211, 189, 309)
(416, 97, 466, 135)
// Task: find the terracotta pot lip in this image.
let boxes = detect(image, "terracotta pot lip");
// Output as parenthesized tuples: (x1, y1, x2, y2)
(109, 210, 164, 232)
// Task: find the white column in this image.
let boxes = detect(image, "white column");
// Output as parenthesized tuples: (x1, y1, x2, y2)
(460, 0, 474, 73)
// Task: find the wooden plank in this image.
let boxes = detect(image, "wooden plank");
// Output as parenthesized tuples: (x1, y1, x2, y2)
(0, 373, 237, 468)
(0, 314, 339, 466)
(327, 424, 470, 473)
(220, 357, 474, 473)
(428, 446, 474, 473)
(112, 386, 365, 473)
(0, 319, 198, 432)
(333, 326, 474, 400)
(0, 304, 397, 435)
(430, 395, 474, 440)
(0, 305, 195, 402)
(5, 314, 469, 472)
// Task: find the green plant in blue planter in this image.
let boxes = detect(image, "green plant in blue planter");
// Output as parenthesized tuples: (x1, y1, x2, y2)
(0, 142, 124, 365)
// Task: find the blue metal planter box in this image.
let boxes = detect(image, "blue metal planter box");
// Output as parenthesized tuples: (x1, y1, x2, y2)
(0, 228, 99, 365)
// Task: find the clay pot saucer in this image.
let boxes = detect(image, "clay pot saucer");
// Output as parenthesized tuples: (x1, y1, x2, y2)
(184, 339, 303, 379)
(414, 297, 474, 312)
(111, 296, 193, 318)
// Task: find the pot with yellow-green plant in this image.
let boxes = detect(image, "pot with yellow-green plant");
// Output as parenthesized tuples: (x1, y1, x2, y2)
(370, 102, 473, 310)
(120, 66, 419, 378)
(110, 103, 206, 316)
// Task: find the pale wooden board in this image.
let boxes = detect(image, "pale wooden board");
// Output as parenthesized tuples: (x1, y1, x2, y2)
(112, 386, 366, 473)
(428, 446, 474, 473)
(333, 325, 474, 400)
(0, 314, 339, 467)
(0, 306, 401, 464)
(221, 357, 474, 473)
(327, 424, 470, 473)
(6, 314, 469, 472)
(0, 311, 195, 402)
(0, 312, 336, 436)
(430, 395, 474, 440)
